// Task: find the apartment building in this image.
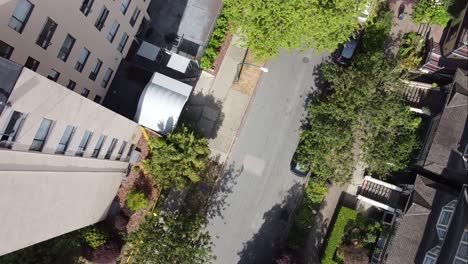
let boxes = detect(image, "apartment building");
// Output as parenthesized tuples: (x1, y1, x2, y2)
(0, 57, 142, 255)
(0, 0, 150, 103)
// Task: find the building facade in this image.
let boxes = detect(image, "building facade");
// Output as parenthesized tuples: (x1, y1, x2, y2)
(0, 0, 150, 103)
(0, 57, 142, 255)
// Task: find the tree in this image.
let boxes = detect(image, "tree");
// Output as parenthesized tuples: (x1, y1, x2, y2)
(297, 52, 421, 182)
(125, 212, 215, 264)
(224, 0, 368, 59)
(142, 126, 210, 190)
(412, 0, 453, 26)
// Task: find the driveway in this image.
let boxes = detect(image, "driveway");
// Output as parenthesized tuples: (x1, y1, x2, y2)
(206, 49, 329, 264)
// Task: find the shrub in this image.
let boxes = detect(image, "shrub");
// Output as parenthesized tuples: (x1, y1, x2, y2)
(321, 207, 358, 264)
(199, 10, 229, 70)
(305, 180, 328, 205)
(80, 225, 109, 249)
(399, 32, 425, 70)
(126, 189, 149, 212)
(361, 9, 393, 53)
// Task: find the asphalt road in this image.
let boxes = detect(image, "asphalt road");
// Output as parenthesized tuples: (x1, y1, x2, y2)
(206, 49, 329, 264)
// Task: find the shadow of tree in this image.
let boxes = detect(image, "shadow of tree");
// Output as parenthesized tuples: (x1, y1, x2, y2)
(237, 182, 304, 264)
(181, 91, 225, 139)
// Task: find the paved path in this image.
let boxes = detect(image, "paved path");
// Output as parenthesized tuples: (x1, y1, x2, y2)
(206, 49, 329, 264)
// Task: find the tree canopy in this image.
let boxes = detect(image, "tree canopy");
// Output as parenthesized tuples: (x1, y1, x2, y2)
(142, 126, 210, 190)
(224, 0, 368, 59)
(297, 52, 421, 181)
(125, 212, 215, 264)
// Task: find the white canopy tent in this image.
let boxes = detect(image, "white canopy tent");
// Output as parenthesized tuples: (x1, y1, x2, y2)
(135, 73, 193, 135)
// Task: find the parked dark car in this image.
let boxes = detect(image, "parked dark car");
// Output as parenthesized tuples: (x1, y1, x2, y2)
(290, 146, 309, 177)
(333, 34, 360, 66)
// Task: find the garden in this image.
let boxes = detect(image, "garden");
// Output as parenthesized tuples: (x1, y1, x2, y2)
(321, 207, 382, 264)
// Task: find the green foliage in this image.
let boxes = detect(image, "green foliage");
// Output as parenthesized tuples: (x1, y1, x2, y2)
(398, 32, 426, 70)
(125, 212, 215, 264)
(142, 125, 210, 190)
(298, 52, 421, 181)
(361, 8, 393, 52)
(125, 189, 149, 212)
(288, 180, 328, 249)
(0, 232, 82, 264)
(200, 10, 229, 69)
(321, 207, 358, 264)
(224, 0, 368, 60)
(80, 225, 109, 249)
(343, 215, 382, 248)
(412, 0, 453, 26)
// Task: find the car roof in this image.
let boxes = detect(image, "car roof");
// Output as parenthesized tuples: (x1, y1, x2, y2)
(341, 39, 358, 59)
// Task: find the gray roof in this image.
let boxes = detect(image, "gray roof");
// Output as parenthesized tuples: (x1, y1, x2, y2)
(384, 176, 458, 264)
(422, 69, 468, 186)
(438, 185, 468, 264)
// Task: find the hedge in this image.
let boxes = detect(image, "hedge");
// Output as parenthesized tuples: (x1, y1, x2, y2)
(321, 206, 358, 264)
(200, 8, 229, 70)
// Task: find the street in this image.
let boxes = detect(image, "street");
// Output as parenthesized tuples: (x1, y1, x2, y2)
(206, 49, 329, 264)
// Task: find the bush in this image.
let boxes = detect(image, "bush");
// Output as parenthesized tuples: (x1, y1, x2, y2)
(287, 179, 328, 249)
(80, 225, 109, 249)
(321, 207, 358, 264)
(412, 0, 453, 26)
(399, 32, 425, 70)
(199, 10, 229, 70)
(126, 189, 149, 212)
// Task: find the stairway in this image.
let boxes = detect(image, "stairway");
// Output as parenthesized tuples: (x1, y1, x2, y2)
(359, 180, 394, 206)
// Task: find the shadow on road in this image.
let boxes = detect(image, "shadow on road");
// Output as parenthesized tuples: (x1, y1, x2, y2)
(237, 182, 304, 264)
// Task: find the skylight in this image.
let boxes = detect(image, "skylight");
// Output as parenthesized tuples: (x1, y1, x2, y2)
(436, 200, 457, 240)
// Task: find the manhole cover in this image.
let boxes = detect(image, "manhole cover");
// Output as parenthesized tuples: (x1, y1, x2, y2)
(302, 57, 310, 63)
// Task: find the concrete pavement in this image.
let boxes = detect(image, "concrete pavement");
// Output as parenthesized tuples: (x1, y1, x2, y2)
(206, 49, 329, 264)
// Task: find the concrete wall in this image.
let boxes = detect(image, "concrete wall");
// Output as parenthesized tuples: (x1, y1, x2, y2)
(0, 67, 142, 255)
(0, 0, 150, 101)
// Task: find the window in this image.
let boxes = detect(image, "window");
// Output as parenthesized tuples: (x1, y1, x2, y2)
(107, 20, 120, 43)
(80, 0, 94, 16)
(89, 59, 102, 80)
(423, 246, 441, 264)
(101, 68, 113, 88)
(436, 200, 457, 240)
(0, 111, 26, 148)
(95, 6, 109, 31)
(66, 80, 76, 90)
(57, 34, 75, 61)
(47, 69, 60, 82)
(129, 7, 140, 26)
(94, 95, 102, 103)
(75, 48, 90, 72)
(55, 125, 76, 154)
(92, 134, 106, 158)
(8, 0, 34, 33)
(36, 18, 57, 49)
(117, 33, 128, 53)
(120, 0, 131, 14)
(29, 118, 53, 152)
(453, 229, 468, 264)
(125, 143, 135, 161)
(116, 141, 127, 160)
(24, 56, 39, 71)
(81, 88, 90, 97)
(105, 138, 118, 159)
(0, 40, 14, 59)
(76, 130, 93, 156)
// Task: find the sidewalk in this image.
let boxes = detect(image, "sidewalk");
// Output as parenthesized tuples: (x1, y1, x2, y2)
(183, 35, 254, 163)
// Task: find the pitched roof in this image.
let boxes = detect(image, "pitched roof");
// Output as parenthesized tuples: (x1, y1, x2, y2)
(384, 176, 457, 264)
(422, 69, 468, 186)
